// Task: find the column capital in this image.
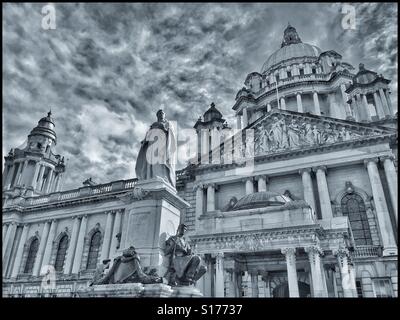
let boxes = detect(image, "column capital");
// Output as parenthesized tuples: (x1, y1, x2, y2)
(254, 175, 268, 182)
(332, 247, 349, 258)
(363, 157, 379, 167)
(312, 165, 327, 173)
(281, 247, 296, 256)
(241, 177, 254, 183)
(204, 183, 217, 189)
(193, 183, 204, 191)
(380, 154, 395, 162)
(304, 245, 323, 256)
(299, 167, 312, 175)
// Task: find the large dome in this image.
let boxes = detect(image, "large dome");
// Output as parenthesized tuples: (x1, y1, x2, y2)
(232, 191, 291, 211)
(261, 42, 322, 74)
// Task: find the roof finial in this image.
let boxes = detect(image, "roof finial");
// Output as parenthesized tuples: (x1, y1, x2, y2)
(210, 102, 215, 108)
(48, 108, 52, 117)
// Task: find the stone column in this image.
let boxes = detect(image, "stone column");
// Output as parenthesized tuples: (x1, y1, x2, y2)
(40, 219, 58, 274)
(381, 155, 397, 226)
(215, 253, 225, 297)
(314, 166, 333, 219)
(250, 270, 259, 297)
(305, 246, 328, 297)
(364, 158, 397, 256)
(203, 255, 213, 297)
(348, 260, 358, 297)
(379, 88, 391, 117)
(3, 224, 8, 244)
(384, 90, 393, 116)
(280, 97, 286, 110)
(206, 184, 216, 212)
(30, 162, 41, 190)
(261, 272, 271, 297)
(11, 224, 30, 278)
(313, 91, 321, 115)
(3, 222, 17, 275)
(109, 211, 122, 259)
(32, 221, 51, 277)
(195, 184, 204, 229)
(373, 92, 385, 119)
(299, 168, 317, 213)
(64, 216, 81, 275)
(340, 84, 352, 119)
(5, 164, 16, 190)
(226, 268, 236, 297)
(72, 215, 88, 274)
(256, 175, 267, 192)
(45, 170, 54, 194)
(100, 211, 115, 262)
(281, 247, 299, 297)
(334, 248, 354, 297)
(36, 165, 45, 192)
(242, 108, 248, 128)
(361, 94, 372, 121)
(296, 93, 303, 113)
(2, 165, 9, 187)
(245, 178, 254, 195)
(55, 174, 63, 192)
(15, 161, 25, 186)
(236, 115, 242, 130)
(354, 94, 366, 122)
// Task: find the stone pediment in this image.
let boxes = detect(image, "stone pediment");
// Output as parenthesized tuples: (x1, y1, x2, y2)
(249, 110, 395, 157)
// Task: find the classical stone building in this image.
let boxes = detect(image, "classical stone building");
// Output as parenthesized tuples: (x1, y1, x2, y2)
(2, 25, 398, 297)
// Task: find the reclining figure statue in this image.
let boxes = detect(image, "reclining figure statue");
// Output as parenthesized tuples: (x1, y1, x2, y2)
(90, 246, 162, 285)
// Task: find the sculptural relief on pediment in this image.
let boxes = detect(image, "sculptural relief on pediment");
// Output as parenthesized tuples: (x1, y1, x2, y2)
(252, 113, 385, 156)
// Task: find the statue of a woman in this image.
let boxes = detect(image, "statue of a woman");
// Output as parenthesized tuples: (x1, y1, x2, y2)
(135, 110, 176, 187)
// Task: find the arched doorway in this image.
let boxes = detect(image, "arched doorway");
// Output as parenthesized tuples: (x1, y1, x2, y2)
(272, 281, 311, 297)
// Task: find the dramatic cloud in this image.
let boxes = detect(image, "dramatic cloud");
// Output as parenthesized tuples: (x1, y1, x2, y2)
(2, 3, 397, 190)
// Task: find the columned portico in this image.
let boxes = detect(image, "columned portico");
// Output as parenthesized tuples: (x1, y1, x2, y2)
(314, 166, 333, 219)
(381, 155, 397, 226)
(281, 247, 299, 297)
(364, 158, 397, 256)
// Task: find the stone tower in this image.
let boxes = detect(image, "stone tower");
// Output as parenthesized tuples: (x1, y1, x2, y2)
(2, 111, 66, 197)
(194, 102, 229, 164)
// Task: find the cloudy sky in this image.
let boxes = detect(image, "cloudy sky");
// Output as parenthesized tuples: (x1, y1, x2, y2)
(3, 3, 397, 191)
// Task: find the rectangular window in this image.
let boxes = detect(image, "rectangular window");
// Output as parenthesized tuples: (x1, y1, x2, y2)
(299, 68, 304, 76)
(356, 279, 363, 298)
(275, 75, 280, 83)
(312, 68, 317, 74)
(372, 278, 393, 298)
(287, 71, 292, 78)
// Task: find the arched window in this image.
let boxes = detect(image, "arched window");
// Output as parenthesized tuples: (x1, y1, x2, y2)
(341, 193, 372, 245)
(86, 231, 101, 270)
(54, 235, 69, 272)
(24, 238, 39, 274)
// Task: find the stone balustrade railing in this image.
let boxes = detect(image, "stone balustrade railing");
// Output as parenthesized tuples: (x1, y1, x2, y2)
(21, 178, 139, 207)
(352, 245, 381, 258)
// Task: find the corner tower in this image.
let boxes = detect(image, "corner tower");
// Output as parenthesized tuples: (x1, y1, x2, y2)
(3, 111, 66, 197)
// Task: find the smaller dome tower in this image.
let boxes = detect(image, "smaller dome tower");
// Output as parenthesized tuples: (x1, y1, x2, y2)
(3, 110, 66, 197)
(194, 103, 229, 164)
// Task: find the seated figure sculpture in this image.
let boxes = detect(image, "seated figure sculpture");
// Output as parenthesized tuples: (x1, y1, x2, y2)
(163, 224, 207, 286)
(91, 246, 162, 285)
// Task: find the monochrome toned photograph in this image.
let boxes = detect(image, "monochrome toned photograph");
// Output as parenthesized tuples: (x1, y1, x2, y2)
(2, 2, 397, 303)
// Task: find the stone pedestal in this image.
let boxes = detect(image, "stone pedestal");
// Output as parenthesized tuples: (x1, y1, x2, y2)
(119, 177, 190, 275)
(78, 283, 203, 298)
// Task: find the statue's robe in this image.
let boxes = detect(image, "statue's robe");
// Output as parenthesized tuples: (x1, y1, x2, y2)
(135, 120, 176, 187)
(100, 254, 146, 284)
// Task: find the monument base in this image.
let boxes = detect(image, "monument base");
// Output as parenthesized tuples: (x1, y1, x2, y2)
(78, 283, 203, 298)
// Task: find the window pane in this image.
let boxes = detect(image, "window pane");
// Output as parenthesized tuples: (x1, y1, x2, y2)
(54, 235, 69, 272)
(86, 231, 101, 270)
(24, 238, 39, 274)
